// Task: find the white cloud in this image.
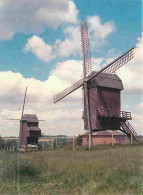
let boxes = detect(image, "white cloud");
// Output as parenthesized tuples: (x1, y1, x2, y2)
(57, 26, 81, 57)
(92, 58, 104, 71)
(117, 36, 143, 94)
(57, 15, 116, 57)
(24, 35, 56, 63)
(24, 26, 81, 62)
(24, 26, 81, 61)
(24, 15, 116, 62)
(139, 103, 143, 109)
(50, 60, 82, 84)
(88, 16, 115, 39)
(129, 110, 143, 136)
(0, 0, 78, 40)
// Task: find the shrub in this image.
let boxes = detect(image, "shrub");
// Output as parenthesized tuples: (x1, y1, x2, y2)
(76, 135, 82, 146)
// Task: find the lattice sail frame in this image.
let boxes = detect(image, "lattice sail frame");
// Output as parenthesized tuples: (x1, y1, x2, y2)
(53, 78, 84, 104)
(88, 47, 134, 82)
(95, 48, 134, 84)
(81, 21, 92, 77)
(103, 50, 134, 74)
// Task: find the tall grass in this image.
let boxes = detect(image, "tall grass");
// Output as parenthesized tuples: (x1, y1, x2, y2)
(0, 152, 41, 181)
(0, 145, 143, 194)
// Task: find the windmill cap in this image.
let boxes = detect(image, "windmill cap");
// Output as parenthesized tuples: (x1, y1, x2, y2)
(21, 114, 39, 122)
(88, 71, 124, 90)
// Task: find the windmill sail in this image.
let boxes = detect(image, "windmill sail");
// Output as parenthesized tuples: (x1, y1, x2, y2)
(81, 21, 92, 126)
(19, 87, 27, 146)
(21, 87, 27, 118)
(87, 47, 134, 82)
(81, 21, 92, 77)
(54, 78, 84, 103)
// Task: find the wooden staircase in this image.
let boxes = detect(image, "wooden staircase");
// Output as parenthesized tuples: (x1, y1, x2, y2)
(120, 120, 141, 143)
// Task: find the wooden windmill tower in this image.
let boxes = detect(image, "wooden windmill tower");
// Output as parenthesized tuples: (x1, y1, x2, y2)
(54, 22, 140, 149)
(6, 87, 43, 147)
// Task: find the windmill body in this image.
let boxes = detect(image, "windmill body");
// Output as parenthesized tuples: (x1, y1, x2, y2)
(84, 71, 129, 131)
(6, 88, 43, 148)
(19, 114, 41, 146)
(54, 22, 141, 147)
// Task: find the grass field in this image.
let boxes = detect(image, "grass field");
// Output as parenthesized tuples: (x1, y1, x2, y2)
(0, 144, 143, 194)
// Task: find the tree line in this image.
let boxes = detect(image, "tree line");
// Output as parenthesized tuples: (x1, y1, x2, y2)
(0, 136, 18, 149)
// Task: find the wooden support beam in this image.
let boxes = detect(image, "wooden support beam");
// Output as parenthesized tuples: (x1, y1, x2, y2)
(52, 138, 54, 149)
(73, 136, 75, 150)
(112, 131, 114, 146)
(84, 81, 92, 150)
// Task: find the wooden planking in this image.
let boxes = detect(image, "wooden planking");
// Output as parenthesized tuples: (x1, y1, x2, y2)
(83, 85, 121, 131)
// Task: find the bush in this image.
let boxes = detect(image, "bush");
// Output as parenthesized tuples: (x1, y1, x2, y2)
(76, 135, 82, 146)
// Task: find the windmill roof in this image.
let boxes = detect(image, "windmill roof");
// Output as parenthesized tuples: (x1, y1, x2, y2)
(88, 71, 124, 90)
(83, 130, 125, 137)
(22, 114, 39, 122)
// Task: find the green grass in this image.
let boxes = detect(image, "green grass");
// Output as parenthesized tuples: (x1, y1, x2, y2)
(0, 145, 143, 194)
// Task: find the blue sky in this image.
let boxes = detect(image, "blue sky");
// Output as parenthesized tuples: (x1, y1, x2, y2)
(0, 0, 142, 137)
(0, 0, 142, 80)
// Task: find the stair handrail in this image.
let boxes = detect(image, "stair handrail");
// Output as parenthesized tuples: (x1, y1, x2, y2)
(125, 121, 138, 137)
(120, 121, 141, 142)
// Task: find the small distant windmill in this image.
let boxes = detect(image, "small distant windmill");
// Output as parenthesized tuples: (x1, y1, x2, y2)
(54, 21, 140, 149)
(5, 87, 43, 147)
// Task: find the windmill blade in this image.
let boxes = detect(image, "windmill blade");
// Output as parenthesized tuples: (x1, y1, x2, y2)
(81, 21, 92, 119)
(81, 21, 92, 77)
(54, 78, 84, 103)
(21, 87, 27, 118)
(87, 47, 134, 82)
(3, 118, 20, 121)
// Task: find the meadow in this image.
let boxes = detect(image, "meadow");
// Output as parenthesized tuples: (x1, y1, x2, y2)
(0, 144, 143, 194)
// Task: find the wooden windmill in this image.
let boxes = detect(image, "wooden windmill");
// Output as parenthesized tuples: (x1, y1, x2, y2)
(5, 87, 43, 147)
(54, 21, 140, 149)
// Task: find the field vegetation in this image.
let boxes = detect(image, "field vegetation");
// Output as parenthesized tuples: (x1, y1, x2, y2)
(0, 144, 143, 194)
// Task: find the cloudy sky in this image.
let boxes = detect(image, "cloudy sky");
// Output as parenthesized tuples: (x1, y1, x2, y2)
(0, 0, 142, 137)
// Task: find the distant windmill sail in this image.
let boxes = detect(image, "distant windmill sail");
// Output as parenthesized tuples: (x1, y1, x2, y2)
(21, 87, 27, 118)
(19, 87, 27, 146)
